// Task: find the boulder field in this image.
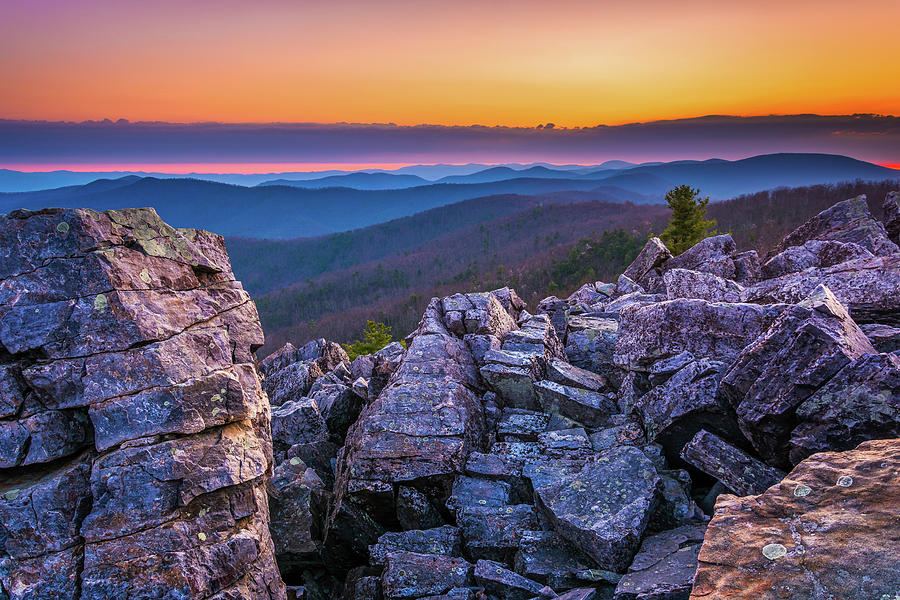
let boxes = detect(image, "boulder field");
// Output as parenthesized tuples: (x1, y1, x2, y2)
(1, 192, 898, 600)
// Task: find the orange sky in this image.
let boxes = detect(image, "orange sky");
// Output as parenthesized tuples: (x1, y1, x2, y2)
(1, 0, 898, 126)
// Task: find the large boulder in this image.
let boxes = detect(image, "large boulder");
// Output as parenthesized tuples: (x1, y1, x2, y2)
(690, 438, 900, 600)
(564, 315, 622, 389)
(614, 299, 783, 372)
(789, 352, 900, 463)
(769, 195, 899, 258)
(761, 239, 873, 279)
(663, 234, 738, 280)
(534, 446, 661, 572)
(742, 254, 900, 325)
(722, 285, 876, 467)
(622, 237, 672, 289)
(0, 208, 285, 600)
(327, 298, 487, 562)
(883, 190, 900, 244)
(663, 269, 743, 302)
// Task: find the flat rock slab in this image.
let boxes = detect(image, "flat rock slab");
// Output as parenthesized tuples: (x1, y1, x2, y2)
(691, 438, 900, 600)
(381, 552, 473, 600)
(681, 430, 785, 497)
(615, 524, 706, 600)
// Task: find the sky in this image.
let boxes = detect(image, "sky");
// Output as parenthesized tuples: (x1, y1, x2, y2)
(1, 0, 898, 169)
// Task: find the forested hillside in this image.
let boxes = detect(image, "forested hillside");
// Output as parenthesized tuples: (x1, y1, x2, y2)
(241, 180, 898, 355)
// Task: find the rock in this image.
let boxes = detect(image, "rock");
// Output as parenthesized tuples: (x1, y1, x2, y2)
(265, 360, 324, 407)
(616, 275, 644, 296)
(722, 285, 876, 466)
(395, 486, 445, 531)
(731, 250, 761, 284)
(441, 290, 519, 338)
(464, 333, 501, 367)
(602, 293, 665, 316)
(690, 438, 900, 600)
(481, 351, 546, 411)
(664, 234, 738, 280)
(743, 254, 900, 325)
(381, 552, 473, 600)
(623, 237, 672, 289)
(555, 590, 599, 600)
(632, 358, 739, 459)
(564, 315, 622, 389)
(260, 343, 300, 378)
(513, 530, 598, 591)
(457, 504, 540, 563)
(546, 358, 608, 392)
(447, 475, 512, 512)
(535, 446, 661, 572)
(615, 299, 782, 372)
(883, 190, 900, 244)
(308, 376, 364, 440)
(534, 380, 617, 428)
(663, 269, 743, 302)
(498, 408, 551, 442)
(369, 526, 462, 567)
(651, 469, 707, 532)
(761, 239, 874, 279)
(268, 458, 328, 577)
(0, 208, 285, 599)
(271, 398, 330, 457)
(473, 559, 549, 600)
(681, 430, 785, 496)
(859, 323, 900, 353)
(327, 297, 485, 561)
(789, 352, 900, 463)
(614, 524, 706, 600)
(769, 195, 899, 257)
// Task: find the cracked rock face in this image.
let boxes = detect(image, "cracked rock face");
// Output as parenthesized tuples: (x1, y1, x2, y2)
(0, 208, 285, 600)
(690, 438, 900, 600)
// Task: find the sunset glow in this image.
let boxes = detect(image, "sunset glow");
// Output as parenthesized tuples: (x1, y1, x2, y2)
(2, 0, 899, 126)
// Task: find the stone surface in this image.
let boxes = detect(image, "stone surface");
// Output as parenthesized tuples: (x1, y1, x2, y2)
(513, 530, 597, 591)
(535, 446, 661, 572)
(564, 315, 621, 388)
(623, 237, 672, 289)
(743, 254, 900, 325)
(632, 358, 737, 458)
(664, 234, 738, 280)
(534, 380, 617, 428)
(473, 559, 548, 600)
(381, 552, 473, 600)
(722, 285, 876, 466)
(369, 526, 462, 567)
(663, 269, 743, 302)
(327, 297, 486, 560)
(615, 299, 782, 372)
(761, 239, 874, 279)
(690, 438, 900, 600)
(883, 190, 900, 244)
(0, 208, 285, 600)
(769, 195, 899, 258)
(859, 323, 900, 353)
(681, 430, 785, 496)
(789, 352, 900, 463)
(615, 524, 706, 600)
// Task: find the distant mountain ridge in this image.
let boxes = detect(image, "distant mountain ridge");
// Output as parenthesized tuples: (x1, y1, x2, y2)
(1, 154, 896, 238)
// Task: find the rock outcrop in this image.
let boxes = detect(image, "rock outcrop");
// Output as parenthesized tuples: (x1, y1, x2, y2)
(5, 191, 900, 600)
(691, 438, 900, 600)
(0, 208, 285, 600)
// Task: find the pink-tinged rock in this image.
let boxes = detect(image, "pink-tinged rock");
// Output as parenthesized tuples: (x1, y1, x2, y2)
(769, 195, 899, 257)
(722, 285, 876, 467)
(690, 438, 900, 600)
(0, 208, 285, 600)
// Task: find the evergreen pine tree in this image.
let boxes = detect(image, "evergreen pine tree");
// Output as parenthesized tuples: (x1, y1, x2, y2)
(660, 185, 716, 254)
(342, 320, 394, 359)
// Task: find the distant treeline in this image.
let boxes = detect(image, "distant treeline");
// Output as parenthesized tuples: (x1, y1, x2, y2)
(241, 180, 898, 355)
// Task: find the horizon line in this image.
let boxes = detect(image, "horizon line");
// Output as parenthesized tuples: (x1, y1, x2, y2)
(2, 112, 898, 130)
